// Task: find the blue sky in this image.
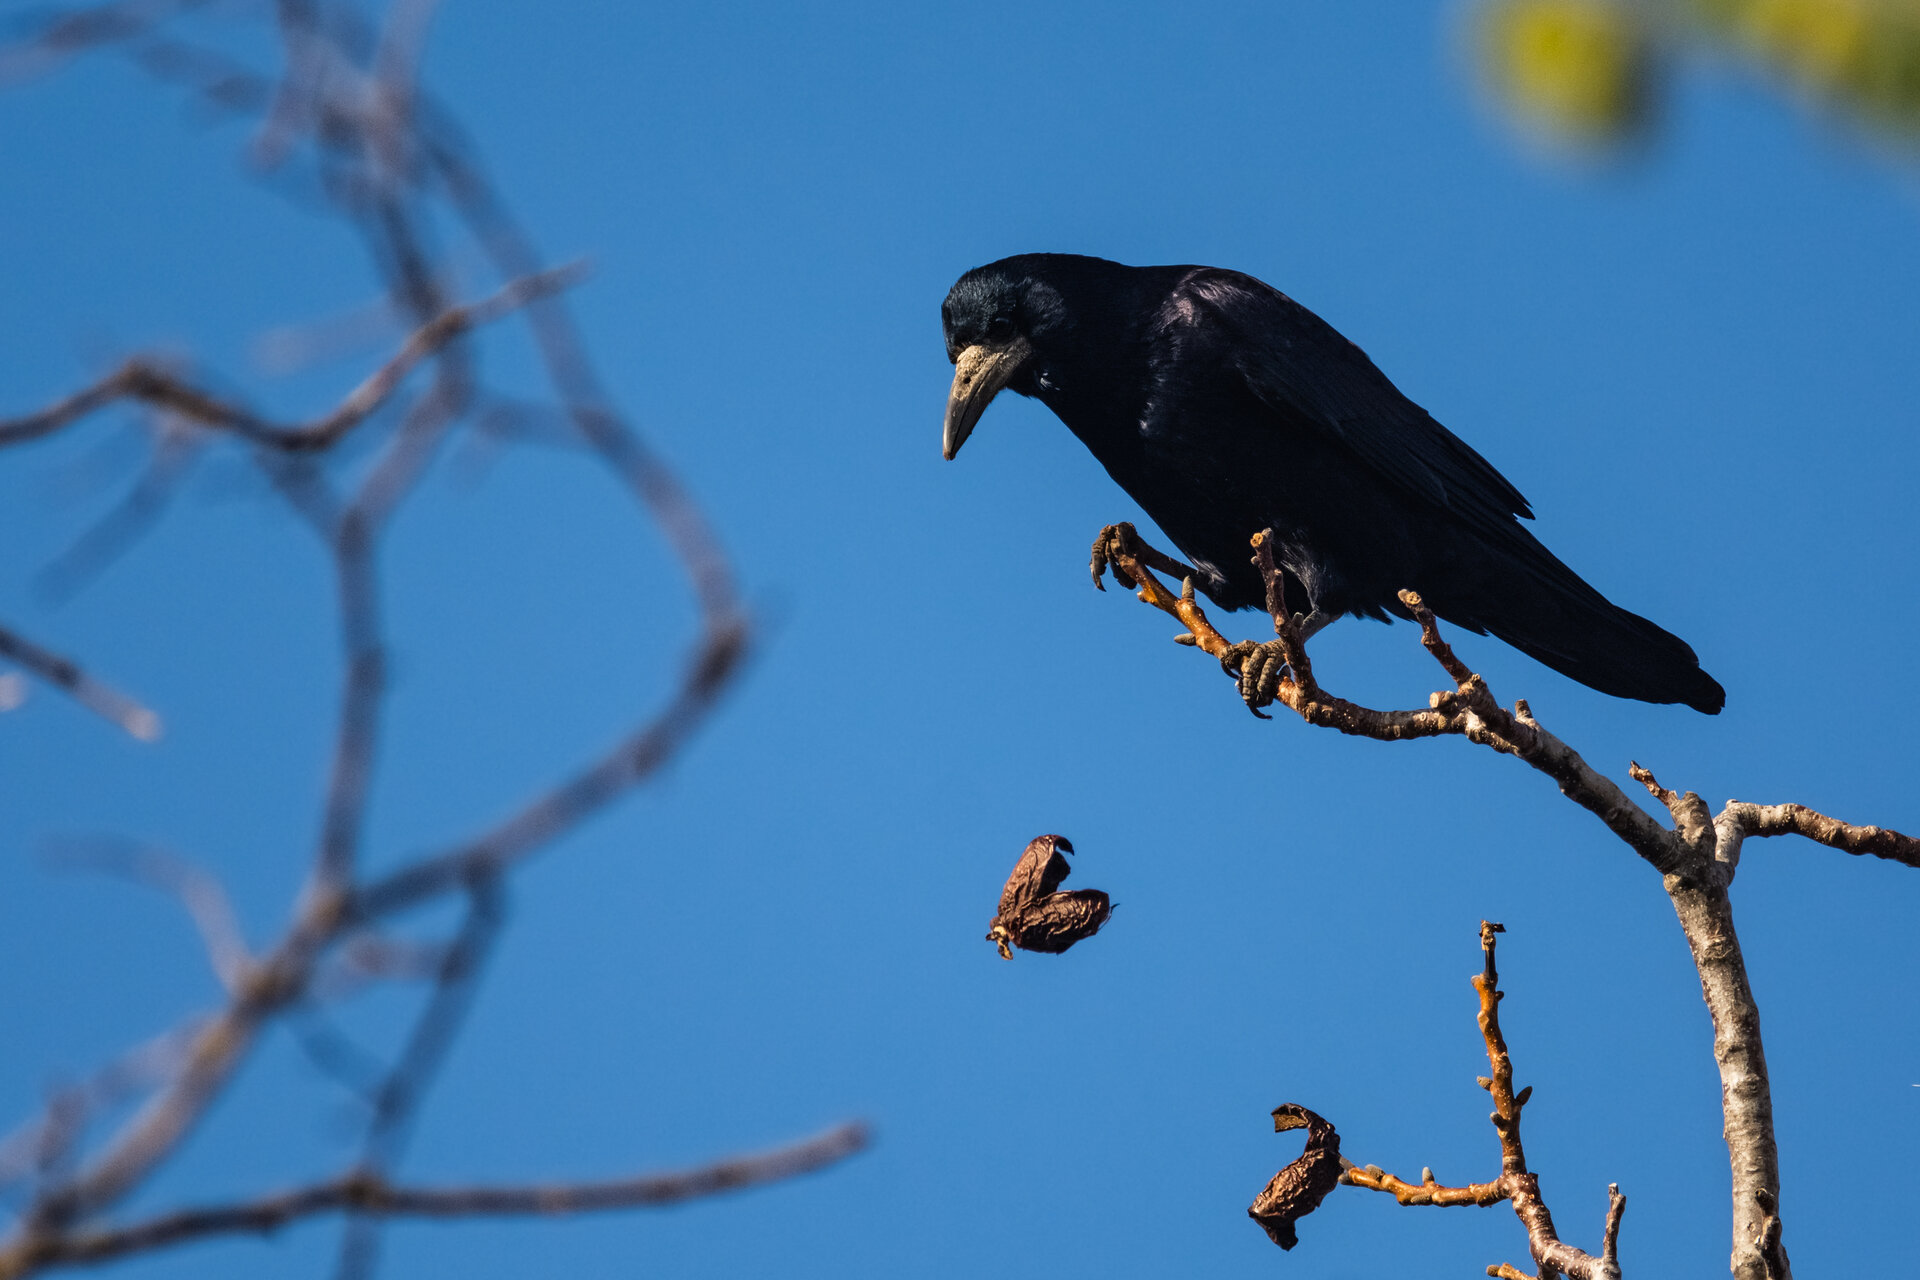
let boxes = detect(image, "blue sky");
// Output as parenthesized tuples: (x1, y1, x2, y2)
(2, 3, 1917, 1276)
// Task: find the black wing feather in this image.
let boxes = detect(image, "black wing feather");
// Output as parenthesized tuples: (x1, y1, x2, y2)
(1172, 269, 1534, 537)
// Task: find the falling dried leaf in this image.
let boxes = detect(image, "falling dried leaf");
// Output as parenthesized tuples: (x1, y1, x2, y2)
(986, 834, 1112, 959)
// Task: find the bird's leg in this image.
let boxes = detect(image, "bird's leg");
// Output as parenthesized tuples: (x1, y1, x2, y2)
(1215, 531, 1331, 715)
(1294, 609, 1333, 643)
(1090, 522, 1200, 593)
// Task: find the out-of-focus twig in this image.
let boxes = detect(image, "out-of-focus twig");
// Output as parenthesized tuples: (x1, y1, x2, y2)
(0, 3, 846, 1277)
(334, 875, 503, 1280)
(0, 1024, 204, 1200)
(43, 840, 251, 990)
(1, 1123, 869, 1277)
(32, 417, 200, 604)
(0, 0, 210, 85)
(0, 265, 585, 454)
(0, 621, 160, 740)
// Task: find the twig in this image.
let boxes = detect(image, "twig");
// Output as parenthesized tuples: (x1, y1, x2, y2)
(0, 1124, 869, 1277)
(335, 876, 505, 1280)
(1715, 801, 1920, 872)
(0, 621, 160, 741)
(0, 265, 585, 453)
(0, 6, 826, 1277)
(1339, 924, 1622, 1279)
(1101, 536, 1683, 873)
(416, 131, 741, 622)
(1251, 528, 1312, 680)
(348, 621, 748, 922)
(0, 1023, 204, 1198)
(33, 418, 200, 603)
(43, 841, 251, 990)
(1095, 525, 1871, 1279)
(1626, 769, 1784, 1280)
(0, 0, 209, 85)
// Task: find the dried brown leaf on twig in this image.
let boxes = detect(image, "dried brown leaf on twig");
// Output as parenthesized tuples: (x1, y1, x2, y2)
(1248, 1103, 1342, 1251)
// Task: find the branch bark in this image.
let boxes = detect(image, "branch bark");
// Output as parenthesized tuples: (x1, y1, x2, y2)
(1341, 923, 1623, 1280)
(1098, 525, 1920, 1279)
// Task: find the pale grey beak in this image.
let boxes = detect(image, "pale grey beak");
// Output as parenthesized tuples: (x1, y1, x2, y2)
(942, 336, 1033, 460)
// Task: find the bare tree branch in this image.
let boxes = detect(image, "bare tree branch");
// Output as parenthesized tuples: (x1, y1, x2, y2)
(1093, 524, 1892, 1280)
(1715, 801, 1920, 871)
(32, 418, 199, 603)
(0, 1123, 869, 1278)
(0, 5, 843, 1277)
(0, 265, 584, 453)
(335, 876, 504, 1280)
(43, 840, 252, 991)
(348, 622, 749, 923)
(0, 0, 210, 86)
(0, 620, 160, 740)
(0, 1024, 203, 1200)
(1341, 924, 1623, 1280)
(1629, 767, 1787, 1280)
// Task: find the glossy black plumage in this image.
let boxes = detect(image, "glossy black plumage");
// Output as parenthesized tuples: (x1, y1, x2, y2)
(941, 253, 1724, 713)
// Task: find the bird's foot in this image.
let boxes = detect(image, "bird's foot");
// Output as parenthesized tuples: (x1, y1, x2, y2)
(1090, 524, 1140, 592)
(1220, 638, 1294, 718)
(1089, 522, 1233, 658)
(1090, 522, 1201, 593)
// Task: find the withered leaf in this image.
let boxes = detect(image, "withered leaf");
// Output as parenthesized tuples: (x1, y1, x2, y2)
(986, 834, 1112, 959)
(1248, 1103, 1342, 1251)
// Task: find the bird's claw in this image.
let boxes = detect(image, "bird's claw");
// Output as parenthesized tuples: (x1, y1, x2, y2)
(1090, 524, 1141, 592)
(1221, 639, 1292, 717)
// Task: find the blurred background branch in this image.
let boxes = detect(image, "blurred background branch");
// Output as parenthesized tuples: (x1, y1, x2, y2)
(0, 3, 862, 1277)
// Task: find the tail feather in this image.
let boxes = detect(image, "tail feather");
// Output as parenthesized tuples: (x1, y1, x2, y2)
(1430, 537, 1725, 714)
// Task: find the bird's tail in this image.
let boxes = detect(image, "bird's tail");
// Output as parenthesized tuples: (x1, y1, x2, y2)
(1430, 534, 1725, 714)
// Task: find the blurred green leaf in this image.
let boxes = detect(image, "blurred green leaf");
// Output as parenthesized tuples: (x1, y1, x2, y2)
(1473, 0, 1920, 150)
(1478, 0, 1653, 146)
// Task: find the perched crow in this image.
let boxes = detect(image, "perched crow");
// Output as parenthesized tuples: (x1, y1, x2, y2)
(941, 253, 1724, 713)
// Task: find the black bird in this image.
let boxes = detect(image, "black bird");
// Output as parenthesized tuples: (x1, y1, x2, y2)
(940, 253, 1724, 714)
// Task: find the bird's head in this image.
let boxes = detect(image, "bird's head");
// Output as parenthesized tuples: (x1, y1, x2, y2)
(939, 258, 1073, 460)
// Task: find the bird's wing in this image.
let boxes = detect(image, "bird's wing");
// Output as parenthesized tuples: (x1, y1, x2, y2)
(1168, 269, 1535, 534)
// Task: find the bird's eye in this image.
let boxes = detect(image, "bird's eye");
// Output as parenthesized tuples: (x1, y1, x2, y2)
(987, 315, 1015, 341)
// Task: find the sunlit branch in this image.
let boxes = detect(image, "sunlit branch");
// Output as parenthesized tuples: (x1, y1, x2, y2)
(1094, 523, 1888, 1280)
(1339, 924, 1623, 1279)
